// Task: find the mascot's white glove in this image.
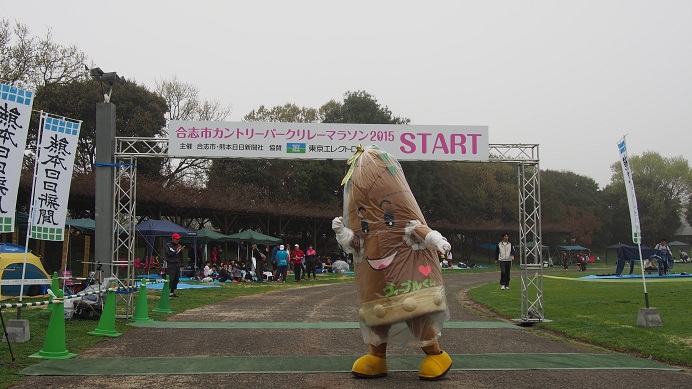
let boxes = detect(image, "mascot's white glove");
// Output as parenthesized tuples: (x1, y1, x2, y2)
(404, 220, 426, 250)
(425, 230, 451, 253)
(332, 217, 356, 253)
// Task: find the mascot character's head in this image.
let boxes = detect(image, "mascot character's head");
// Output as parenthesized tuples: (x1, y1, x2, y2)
(341, 145, 443, 307)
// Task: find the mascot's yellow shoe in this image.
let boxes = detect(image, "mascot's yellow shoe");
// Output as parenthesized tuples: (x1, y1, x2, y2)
(418, 351, 452, 380)
(351, 354, 388, 378)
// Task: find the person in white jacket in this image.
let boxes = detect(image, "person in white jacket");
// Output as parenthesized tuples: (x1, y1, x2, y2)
(495, 233, 515, 290)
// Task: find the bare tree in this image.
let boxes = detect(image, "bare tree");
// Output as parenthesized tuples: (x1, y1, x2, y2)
(0, 19, 88, 89)
(155, 75, 233, 188)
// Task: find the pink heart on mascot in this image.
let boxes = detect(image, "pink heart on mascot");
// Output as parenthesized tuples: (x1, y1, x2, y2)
(418, 264, 431, 277)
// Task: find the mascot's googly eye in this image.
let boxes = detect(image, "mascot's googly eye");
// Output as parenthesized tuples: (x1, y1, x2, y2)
(357, 207, 369, 234)
(361, 217, 369, 234)
(380, 200, 395, 228)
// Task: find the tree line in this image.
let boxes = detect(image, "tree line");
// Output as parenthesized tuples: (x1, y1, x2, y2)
(4, 19, 692, 250)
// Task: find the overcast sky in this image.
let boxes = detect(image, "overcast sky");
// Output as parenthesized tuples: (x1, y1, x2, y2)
(6, 0, 692, 188)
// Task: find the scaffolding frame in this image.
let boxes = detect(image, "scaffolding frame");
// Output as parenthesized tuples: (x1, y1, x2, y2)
(111, 139, 544, 323)
(489, 144, 544, 324)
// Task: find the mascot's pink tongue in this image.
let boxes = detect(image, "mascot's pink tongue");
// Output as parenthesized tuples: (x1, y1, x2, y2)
(366, 250, 398, 270)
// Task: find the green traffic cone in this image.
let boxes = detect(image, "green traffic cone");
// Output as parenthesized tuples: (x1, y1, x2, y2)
(51, 271, 60, 293)
(131, 279, 153, 323)
(30, 289, 77, 359)
(44, 272, 60, 312)
(87, 288, 122, 337)
(153, 275, 173, 314)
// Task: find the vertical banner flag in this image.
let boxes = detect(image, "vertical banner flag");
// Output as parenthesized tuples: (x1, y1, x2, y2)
(29, 112, 81, 241)
(617, 137, 641, 244)
(0, 83, 34, 233)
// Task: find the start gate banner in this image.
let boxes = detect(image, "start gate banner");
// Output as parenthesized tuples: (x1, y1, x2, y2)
(168, 121, 489, 162)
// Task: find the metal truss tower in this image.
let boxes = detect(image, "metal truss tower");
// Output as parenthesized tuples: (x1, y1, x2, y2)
(111, 138, 544, 323)
(489, 144, 544, 324)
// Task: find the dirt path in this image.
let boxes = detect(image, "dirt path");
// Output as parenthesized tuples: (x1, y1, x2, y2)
(11, 272, 691, 389)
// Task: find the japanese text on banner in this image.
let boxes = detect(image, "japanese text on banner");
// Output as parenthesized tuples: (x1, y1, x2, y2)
(0, 83, 34, 233)
(29, 113, 81, 241)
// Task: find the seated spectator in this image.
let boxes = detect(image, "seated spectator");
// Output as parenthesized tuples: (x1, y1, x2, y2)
(201, 262, 215, 282)
(323, 256, 333, 273)
(232, 264, 244, 282)
(218, 263, 232, 282)
(315, 256, 324, 273)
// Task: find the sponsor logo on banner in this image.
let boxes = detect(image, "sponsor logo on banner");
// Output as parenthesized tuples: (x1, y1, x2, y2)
(286, 143, 306, 154)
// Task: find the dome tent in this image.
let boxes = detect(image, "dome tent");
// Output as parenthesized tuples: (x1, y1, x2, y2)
(0, 243, 50, 298)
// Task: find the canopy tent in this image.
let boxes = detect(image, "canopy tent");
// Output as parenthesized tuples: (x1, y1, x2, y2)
(554, 245, 592, 267)
(518, 242, 552, 265)
(667, 240, 689, 247)
(180, 228, 233, 245)
(226, 230, 282, 245)
(135, 220, 195, 271)
(0, 243, 50, 298)
(179, 228, 236, 269)
(557, 245, 589, 251)
(66, 218, 96, 234)
(225, 230, 282, 267)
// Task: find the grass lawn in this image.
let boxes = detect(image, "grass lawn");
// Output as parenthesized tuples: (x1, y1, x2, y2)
(468, 262, 692, 367)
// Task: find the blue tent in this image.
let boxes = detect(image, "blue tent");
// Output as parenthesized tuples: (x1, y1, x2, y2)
(135, 220, 194, 237)
(135, 220, 195, 263)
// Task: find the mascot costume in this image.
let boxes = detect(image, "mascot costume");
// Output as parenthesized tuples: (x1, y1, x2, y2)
(332, 145, 453, 380)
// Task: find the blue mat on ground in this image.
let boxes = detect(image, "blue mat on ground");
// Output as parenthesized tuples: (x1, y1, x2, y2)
(449, 265, 489, 270)
(581, 273, 691, 279)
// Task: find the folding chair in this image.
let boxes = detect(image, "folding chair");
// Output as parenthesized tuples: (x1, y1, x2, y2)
(61, 270, 76, 296)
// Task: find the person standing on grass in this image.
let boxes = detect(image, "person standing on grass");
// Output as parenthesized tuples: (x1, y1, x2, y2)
(275, 244, 289, 282)
(165, 233, 184, 297)
(291, 244, 305, 281)
(495, 232, 515, 290)
(252, 244, 267, 282)
(654, 238, 673, 276)
(305, 245, 317, 280)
